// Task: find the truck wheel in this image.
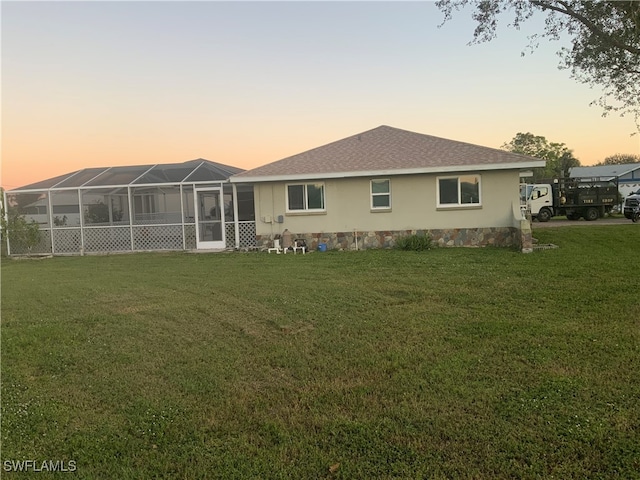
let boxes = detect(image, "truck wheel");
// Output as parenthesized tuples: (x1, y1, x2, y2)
(584, 207, 599, 221)
(537, 208, 551, 222)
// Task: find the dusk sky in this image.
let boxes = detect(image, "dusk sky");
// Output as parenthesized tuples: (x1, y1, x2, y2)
(2, 1, 639, 190)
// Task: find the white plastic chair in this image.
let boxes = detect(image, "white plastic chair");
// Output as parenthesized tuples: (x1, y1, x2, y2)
(267, 238, 282, 254)
(290, 241, 306, 255)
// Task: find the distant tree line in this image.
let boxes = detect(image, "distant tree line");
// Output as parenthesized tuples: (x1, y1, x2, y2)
(594, 153, 640, 166)
(502, 132, 640, 181)
(501, 132, 580, 181)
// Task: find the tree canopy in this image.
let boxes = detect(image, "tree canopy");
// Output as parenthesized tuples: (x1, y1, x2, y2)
(596, 153, 640, 166)
(502, 132, 580, 180)
(436, 0, 640, 127)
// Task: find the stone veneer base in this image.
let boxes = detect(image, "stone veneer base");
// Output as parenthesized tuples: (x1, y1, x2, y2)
(258, 227, 529, 252)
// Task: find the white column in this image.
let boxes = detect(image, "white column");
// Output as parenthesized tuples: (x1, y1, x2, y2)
(78, 189, 85, 255)
(47, 192, 55, 254)
(232, 183, 240, 249)
(128, 187, 134, 251)
(180, 184, 186, 250)
(3, 189, 11, 256)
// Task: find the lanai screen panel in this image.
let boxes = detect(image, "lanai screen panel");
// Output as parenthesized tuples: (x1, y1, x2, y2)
(7, 191, 50, 227)
(134, 164, 196, 184)
(131, 185, 182, 224)
(182, 186, 195, 223)
(81, 188, 130, 226)
(83, 166, 152, 187)
(54, 168, 110, 188)
(50, 191, 82, 253)
(17, 171, 81, 191)
(187, 162, 239, 182)
(235, 185, 256, 221)
(51, 191, 82, 227)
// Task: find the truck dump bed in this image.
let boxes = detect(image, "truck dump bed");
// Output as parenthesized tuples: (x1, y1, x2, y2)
(554, 178, 618, 208)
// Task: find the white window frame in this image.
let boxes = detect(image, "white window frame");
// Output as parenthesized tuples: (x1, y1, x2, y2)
(286, 182, 326, 213)
(370, 179, 391, 210)
(437, 174, 482, 208)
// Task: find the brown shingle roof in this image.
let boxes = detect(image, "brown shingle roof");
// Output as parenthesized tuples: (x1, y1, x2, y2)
(232, 125, 544, 182)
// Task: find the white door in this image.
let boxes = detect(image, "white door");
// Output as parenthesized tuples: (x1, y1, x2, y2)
(195, 189, 225, 249)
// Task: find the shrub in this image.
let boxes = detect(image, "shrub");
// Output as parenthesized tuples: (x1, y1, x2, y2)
(6, 214, 42, 255)
(394, 233, 433, 251)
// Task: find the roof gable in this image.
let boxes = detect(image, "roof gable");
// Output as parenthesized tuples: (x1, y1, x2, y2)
(232, 125, 544, 182)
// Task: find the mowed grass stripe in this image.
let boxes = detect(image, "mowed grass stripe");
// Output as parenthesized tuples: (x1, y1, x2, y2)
(1, 225, 639, 478)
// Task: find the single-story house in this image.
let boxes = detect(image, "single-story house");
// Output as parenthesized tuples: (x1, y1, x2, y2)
(570, 163, 640, 200)
(5, 126, 545, 255)
(4, 159, 256, 255)
(231, 125, 544, 252)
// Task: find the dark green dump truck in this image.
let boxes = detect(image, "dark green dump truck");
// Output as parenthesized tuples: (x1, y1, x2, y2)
(525, 178, 618, 222)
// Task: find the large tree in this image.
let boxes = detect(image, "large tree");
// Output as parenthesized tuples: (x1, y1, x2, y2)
(502, 132, 580, 180)
(436, 1, 640, 127)
(595, 153, 640, 166)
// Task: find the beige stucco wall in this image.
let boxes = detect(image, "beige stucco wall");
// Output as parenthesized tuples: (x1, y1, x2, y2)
(253, 170, 522, 238)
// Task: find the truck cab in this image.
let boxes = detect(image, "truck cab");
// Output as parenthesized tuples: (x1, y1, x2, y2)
(526, 184, 554, 222)
(623, 191, 640, 219)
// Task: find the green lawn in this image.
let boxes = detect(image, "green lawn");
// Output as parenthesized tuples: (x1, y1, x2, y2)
(1, 226, 639, 479)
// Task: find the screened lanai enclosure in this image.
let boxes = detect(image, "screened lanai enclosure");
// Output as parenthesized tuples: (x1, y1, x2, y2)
(4, 159, 256, 255)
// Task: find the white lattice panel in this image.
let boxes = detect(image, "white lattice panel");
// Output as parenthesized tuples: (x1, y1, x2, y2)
(223, 222, 256, 248)
(184, 224, 196, 249)
(52, 229, 82, 254)
(133, 225, 183, 251)
(225, 223, 235, 248)
(9, 222, 255, 255)
(238, 221, 256, 247)
(9, 229, 52, 255)
(84, 227, 131, 252)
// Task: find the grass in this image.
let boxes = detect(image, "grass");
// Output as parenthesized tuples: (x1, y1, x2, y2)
(1, 225, 639, 479)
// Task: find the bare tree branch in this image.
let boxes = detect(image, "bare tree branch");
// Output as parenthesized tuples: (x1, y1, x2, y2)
(531, 0, 640, 55)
